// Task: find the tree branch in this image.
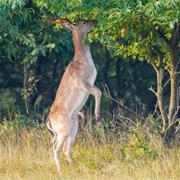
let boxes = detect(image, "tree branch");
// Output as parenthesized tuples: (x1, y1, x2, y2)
(104, 84, 146, 121)
(163, 71, 180, 88)
(149, 86, 157, 96)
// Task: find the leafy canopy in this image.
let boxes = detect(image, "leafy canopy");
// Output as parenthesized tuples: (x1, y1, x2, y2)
(33, 0, 179, 63)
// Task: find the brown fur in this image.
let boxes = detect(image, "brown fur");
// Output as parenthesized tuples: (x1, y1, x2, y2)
(47, 20, 101, 174)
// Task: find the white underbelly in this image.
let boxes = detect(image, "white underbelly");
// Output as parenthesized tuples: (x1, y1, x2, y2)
(89, 70, 97, 85)
(86, 51, 97, 85)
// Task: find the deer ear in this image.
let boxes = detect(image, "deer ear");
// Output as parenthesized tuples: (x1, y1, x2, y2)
(62, 22, 76, 31)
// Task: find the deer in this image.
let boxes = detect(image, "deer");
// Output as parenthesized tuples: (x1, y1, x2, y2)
(46, 17, 101, 174)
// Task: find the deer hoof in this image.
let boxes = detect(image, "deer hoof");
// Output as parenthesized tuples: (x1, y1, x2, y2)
(96, 114, 101, 122)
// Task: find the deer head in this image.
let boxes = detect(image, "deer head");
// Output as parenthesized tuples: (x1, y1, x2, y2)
(48, 17, 95, 35)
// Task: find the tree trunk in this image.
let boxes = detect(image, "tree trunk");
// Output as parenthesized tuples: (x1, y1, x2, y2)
(116, 58, 121, 98)
(168, 23, 179, 124)
(164, 23, 180, 145)
(156, 67, 168, 132)
(151, 59, 168, 133)
(168, 50, 178, 124)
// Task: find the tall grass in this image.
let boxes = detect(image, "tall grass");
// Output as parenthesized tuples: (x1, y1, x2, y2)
(0, 113, 180, 180)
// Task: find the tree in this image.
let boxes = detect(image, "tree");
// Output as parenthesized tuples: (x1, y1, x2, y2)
(33, 0, 179, 143)
(0, 0, 73, 114)
(1, 0, 178, 144)
(104, 0, 180, 143)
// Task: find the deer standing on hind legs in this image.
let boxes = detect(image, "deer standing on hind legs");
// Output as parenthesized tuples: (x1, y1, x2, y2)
(46, 18, 101, 175)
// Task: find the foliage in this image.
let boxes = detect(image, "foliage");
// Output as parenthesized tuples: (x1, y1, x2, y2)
(0, 90, 16, 120)
(121, 123, 158, 160)
(0, 2, 179, 179)
(0, 114, 180, 179)
(33, 0, 179, 55)
(0, 0, 179, 145)
(0, 111, 37, 137)
(0, 0, 74, 112)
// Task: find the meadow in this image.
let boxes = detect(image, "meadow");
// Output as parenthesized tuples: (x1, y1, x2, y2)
(0, 115, 179, 180)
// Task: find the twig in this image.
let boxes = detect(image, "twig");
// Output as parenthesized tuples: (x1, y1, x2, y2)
(163, 71, 180, 88)
(1, 78, 10, 88)
(113, 115, 134, 133)
(47, 16, 73, 25)
(149, 86, 157, 96)
(117, 115, 136, 126)
(152, 102, 158, 116)
(172, 105, 180, 122)
(104, 84, 145, 120)
(103, 44, 119, 49)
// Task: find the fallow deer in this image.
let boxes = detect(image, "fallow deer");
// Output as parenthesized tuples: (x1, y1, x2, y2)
(46, 18, 101, 174)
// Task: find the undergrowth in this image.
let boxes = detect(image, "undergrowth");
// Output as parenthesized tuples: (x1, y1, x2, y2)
(0, 112, 179, 180)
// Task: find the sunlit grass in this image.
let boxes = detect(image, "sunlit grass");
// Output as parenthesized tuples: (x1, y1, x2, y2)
(0, 125, 180, 180)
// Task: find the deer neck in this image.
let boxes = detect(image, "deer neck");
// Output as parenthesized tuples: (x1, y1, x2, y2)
(72, 31, 91, 63)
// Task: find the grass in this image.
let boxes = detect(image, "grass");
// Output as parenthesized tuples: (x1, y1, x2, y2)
(0, 123, 180, 180)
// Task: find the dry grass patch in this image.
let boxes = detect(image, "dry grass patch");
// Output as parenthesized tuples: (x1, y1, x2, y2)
(0, 126, 179, 180)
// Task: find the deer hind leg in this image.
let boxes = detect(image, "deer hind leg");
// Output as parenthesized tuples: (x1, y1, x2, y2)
(63, 113, 79, 164)
(53, 132, 68, 174)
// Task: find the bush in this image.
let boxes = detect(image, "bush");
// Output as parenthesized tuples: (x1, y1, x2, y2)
(0, 111, 37, 136)
(121, 123, 158, 160)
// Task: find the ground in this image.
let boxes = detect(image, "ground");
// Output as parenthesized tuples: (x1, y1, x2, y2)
(0, 125, 180, 180)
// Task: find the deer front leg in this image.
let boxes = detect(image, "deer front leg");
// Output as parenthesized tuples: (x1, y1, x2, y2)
(80, 82, 101, 122)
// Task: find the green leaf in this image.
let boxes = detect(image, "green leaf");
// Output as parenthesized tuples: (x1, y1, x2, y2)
(46, 43, 55, 49)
